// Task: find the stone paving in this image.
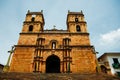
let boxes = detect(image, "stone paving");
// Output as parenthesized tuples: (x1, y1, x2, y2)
(0, 72, 120, 80)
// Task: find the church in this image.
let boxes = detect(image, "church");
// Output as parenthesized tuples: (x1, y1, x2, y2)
(9, 10, 97, 73)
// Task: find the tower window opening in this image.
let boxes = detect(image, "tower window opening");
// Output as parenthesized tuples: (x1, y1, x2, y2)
(52, 42, 56, 49)
(31, 17, 35, 22)
(75, 18, 78, 22)
(29, 25, 33, 31)
(31, 14, 36, 22)
(76, 25, 81, 32)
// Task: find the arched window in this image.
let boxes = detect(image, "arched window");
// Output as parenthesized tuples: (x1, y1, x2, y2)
(75, 18, 78, 22)
(52, 42, 56, 49)
(29, 25, 33, 31)
(31, 17, 35, 22)
(76, 25, 81, 32)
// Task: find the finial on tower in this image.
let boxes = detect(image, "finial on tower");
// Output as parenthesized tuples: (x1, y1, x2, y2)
(81, 10, 83, 14)
(41, 10, 43, 13)
(27, 10, 30, 13)
(53, 25, 56, 29)
(68, 10, 70, 13)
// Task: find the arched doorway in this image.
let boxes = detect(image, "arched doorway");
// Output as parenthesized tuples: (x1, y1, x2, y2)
(46, 55, 60, 73)
(100, 65, 107, 73)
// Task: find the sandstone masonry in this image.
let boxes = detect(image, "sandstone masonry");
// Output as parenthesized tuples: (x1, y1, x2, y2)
(9, 10, 97, 73)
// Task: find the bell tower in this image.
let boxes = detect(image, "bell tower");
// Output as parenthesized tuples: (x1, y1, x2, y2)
(22, 10, 45, 33)
(9, 10, 45, 72)
(67, 10, 87, 33)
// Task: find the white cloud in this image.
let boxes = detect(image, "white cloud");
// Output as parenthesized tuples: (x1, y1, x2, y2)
(94, 28, 120, 57)
(100, 28, 120, 46)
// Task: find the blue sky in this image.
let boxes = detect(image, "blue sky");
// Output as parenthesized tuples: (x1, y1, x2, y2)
(0, 0, 120, 65)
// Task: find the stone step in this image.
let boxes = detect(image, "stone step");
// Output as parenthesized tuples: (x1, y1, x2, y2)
(0, 72, 120, 80)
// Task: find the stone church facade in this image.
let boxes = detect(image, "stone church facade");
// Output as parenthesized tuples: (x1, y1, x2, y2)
(9, 10, 97, 73)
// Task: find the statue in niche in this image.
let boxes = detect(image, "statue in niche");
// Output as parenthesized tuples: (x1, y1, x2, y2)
(52, 42, 56, 49)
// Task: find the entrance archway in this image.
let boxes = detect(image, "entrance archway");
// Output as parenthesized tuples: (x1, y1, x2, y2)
(46, 55, 60, 73)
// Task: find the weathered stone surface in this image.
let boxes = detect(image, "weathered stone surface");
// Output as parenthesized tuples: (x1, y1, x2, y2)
(9, 11, 97, 73)
(0, 72, 120, 80)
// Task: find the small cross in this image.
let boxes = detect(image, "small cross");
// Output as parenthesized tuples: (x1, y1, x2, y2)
(8, 46, 14, 53)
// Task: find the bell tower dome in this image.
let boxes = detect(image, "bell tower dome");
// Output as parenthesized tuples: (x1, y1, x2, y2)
(66, 10, 87, 33)
(22, 10, 45, 33)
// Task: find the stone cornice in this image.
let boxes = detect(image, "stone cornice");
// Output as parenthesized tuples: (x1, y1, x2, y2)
(23, 21, 44, 24)
(68, 12, 84, 16)
(67, 21, 86, 24)
(70, 45, 93, 48)
(20, 32, 89, 35)
(27, 12, 42, 15)
(15, 45, 93, 48)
